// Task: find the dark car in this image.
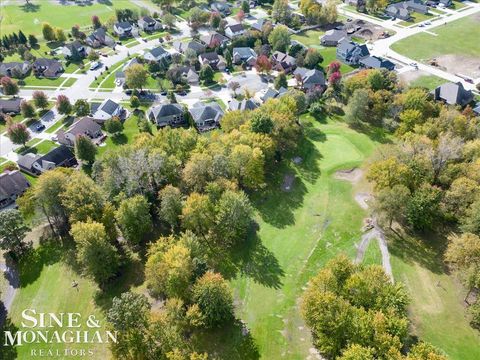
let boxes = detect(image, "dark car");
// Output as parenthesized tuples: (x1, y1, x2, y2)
(35, 123, 46, 131)
(160, 91, 167, 96)
(125, 89, 133, 95)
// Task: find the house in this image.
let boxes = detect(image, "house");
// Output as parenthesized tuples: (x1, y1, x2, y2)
(271, 51, 296, 73)
(345, 0, 366, 8)
(173, 40, 206, 55)
(232, 47, 257, 66)
(86, 28, 115, 48)
(359, 56, 395, 71)
(17, 145, 77, 176)
(147, 103, 185, 128)
(144, 46, 171, 62)
(0, 61, 31, 78)
(336, 39, 369, 65)
(225, 23, 245, 39)
(115, 58, 141, 85)
(92, 99, 125, 122)
(385, 0, 428, 20)
(251, 18, 272, 32)
(114, 21, 133, 37)
(33, 58, 64, 78)
(178, 66, 200, 85)
(0, 170, 30, 209)
(210, 1, 232, 15)
(293, 68, 326, 91)
(260, 87, 288, 102)
(228, 98, 259, 111)
(63, 40, 87, 59)
(200, 32, 229, 49)
(0, 98, 23, 114)
(199, 52, 226, 70)
(321, 29, 347, 46)
(138, 16, 162, 32)
(432, 82, 474, 107)
(57, 117, 104, 147)
(189, 102, 224, 132)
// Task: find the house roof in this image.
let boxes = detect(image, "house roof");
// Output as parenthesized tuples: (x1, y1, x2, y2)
(0, 98, 23, 113)
(68, 117, 102, 136)
(229, 98, 259, 111)
(321, 29, 347, 43)
(97, 99, 120, 115)
(190, 102, 224, 123)
(17, 153, 41, 170)
(233, 47, 257, 59)
(473, 102, 480, 115)
(140, 16, 156, 25)
(294, 68, 326, 86)
(337, 39, 370, 57)
(200, 32, 228, 47)
(148, 46, 168, 58)
(123, 57, 140, 70)
(226, 23, 244, 33)
(173, 40, 205, 54)
(434, 82, 474, 106)
(33, 58, 60, 68)
(0, 170, 29, 198)
(40, 145, 75, 165)
(148, 103, 184, 119)
(0, 61, 31, 75)
(359, 55, 395, 70)
(199, 52, 220, 61)
(115, 21, 132, 29)
(65, 40, 83, 51)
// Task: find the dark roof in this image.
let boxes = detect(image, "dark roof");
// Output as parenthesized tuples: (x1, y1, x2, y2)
(229, 98, 258, 111)
(66, 40, 83, 51)
(321, 29, 347, 43)
(190, 102, 224, 123)
(473, 102, 480, 115)
(140, 16, 156, 25)
(338, 39, 370, 57)
(148, 103, 184, 118)
(98, 99, 120, 115)
(68, 117, 102, 136)
(434, 82, 474, 106)
(0, 98, 23, 113)
(359, 56, 395, 70)
(17, 153, 41, 170)
(0, 170, 29, 199)
(116, 21, 132, 29)
(200, 52, 220, 61)
(294, 68, 326, 86)
(149, 46, 168, 58)
(227, 23, 244, 33)
(40, 145, 75, 165)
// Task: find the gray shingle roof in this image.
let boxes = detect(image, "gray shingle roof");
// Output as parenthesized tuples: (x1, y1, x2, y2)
(98, 99, 120, 115)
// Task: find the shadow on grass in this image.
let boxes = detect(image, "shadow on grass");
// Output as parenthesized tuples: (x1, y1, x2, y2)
(111, 133, 128, 145)
(0, 310, 19, 359)
(193, 319, 260, 360)
(20, 3, 40, 12)
(350, 122, 393, 144)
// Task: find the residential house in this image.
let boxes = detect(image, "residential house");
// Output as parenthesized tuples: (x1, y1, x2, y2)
(0, 61, 31, 78)
(225, 24, 246, 39)
(321, 29, 347, 46)
(199, 52, 226, 70)
(114, 21, 133, 37)
(33, 58, 64, 78)
(189, 102, 224, 132)
(210, 1, 232, 15)
(115, 57, 141, 85)
(271, 51, 296, 73)
(91, 99, 125, 122)
(260, 87, 288, 102)
(232, 47, 257, 66)
(251, 18, 272, 33)
(200, 32, 229, 49)
(432, 82, 474, 107)
(385, 0, 428, 20)
(147, 103, 185, 128)
(293, 68, 326, 91)
(178, 66, 200, 85)
(138, 16, 162, 32)
(0, 98, 23, 114)
(144, 46, 171, 62)
(63, 40, 87, 59)
(17, 145, 77, 176)
(86, 28, 115, 48)
(173, 40, 206, 55)
(359, 55, 395, 71)
(0, 170, 30, 209)
(57, 117, 104, 147)
(336, 39, 369, 65)
(228, 98, 259, 111)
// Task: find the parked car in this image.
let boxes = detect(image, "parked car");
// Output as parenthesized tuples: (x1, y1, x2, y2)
(160, 91, 167, 96)
(90, 61, 101, 71)
(35, 123, 46, 131)
(125, 89, 133, 95)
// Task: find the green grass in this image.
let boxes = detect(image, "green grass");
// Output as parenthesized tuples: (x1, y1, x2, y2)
(34, 140, 58, 154)
(291, 30, 325, 47)
(452, 0, 468, 10)
(0, 114, 23, 133)
(8, 241, 110, 359)
(61, 77, 78, 88)
(408, 75, 446, 90)
(0, 1, 140, 36)
(0, 160, 16, 173)
(45, 116, 69, 134)
(389, 231, 480, 360)
(392, 14, 480, 61)
(125, 39, 140, 48)
(398, 11, 437, 26)
(228, 116, 385, 359)
(321, 47, 355, 73)
(363, 239, 382, 266)
(20, 75, 65, 88)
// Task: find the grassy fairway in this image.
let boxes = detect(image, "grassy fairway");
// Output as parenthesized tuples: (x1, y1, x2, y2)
(392, 15, 480, 60)
(230, 116, 384, 359)
(0, 1, 140, 36)
(9, 242, 111, 359)
(389, 232, 480, 360)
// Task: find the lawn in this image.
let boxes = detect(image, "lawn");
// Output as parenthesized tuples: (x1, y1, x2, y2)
(398, 11, 437, 27)
(363, 239, 382, 266)
(408, 75, 446, 90)
(392, 14, 480, 61)
(227, 116, 385, 359)
(20, 75, 66, 88)
(292, 30, 325, 47)
(45, 116, 70, 134)
(0, 1, 140, 37)
(8, 241, 111, 359)
(61, 77, 78, 88)
(389, 231, 480, 360)
(34, 140, 58, 154)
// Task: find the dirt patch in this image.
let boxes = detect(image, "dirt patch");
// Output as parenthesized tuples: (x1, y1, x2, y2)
(434, 54, 480, 79)
(355, 192, 372, 210)
(334, 168, 364, 184)
(282, 174, 295, 192)
(398, 69, 431, 84)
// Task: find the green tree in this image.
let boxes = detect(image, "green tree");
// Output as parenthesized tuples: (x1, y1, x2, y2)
(28, 34, 38, 47)
(70, 220, 119, 285)
(199, 64, 214, 84)
(115, 195, 152, 245)
(0, 209, 30, 258)
(192, 271, 234, 327)
(268, 25, 290, 52)
(56, 95, 72, 115)
(182, 193, 215, 240)
(75, 135, 97, 165)
(158, 185, 183, 229)
(1, 76, 19, 95)
(304, 48, 323, 69)
(125, 63, 148, 90)
(54, 28, 66, 42)
(87, 51, 99, 62)
(105, 117, 124, 136)
(274, 72, 288, 90)
(20, 100, 36, 119)
(7, 123, 30, 147)
(345, 88, 370, 126)
(250, 112, 274, 134)
(73, 99, 90, 117)
(42, 22, 56, 42)
(406, 184, 442, 231)
(372, 184, 410, 228)
(337, 344, 374, 360)
(130, 95, 140, 109)
(32, 91, 49, 110)
(461, 199, 480, 235)
(272, 0, 291, 24)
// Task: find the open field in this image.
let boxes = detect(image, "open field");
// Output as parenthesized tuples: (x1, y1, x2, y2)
(0, 1, 141, 36)
(389, 231, 480, 360)
(398, 11, 437, 26)
(227, 116, 386, 359)
(406, 74, 446, 90)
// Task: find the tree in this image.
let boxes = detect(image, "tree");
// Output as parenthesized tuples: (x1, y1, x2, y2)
(42, 22, 55, 42)
(228, 81, 240, 96)
(406, 184, 442, 231)
(268, 25, 290, 52)
(1, 76, 19, 95)
(115, 195, 152, 245)
(125, 64, 148, 90)
(28, 34, 38, 47)
(337, 345, 375, 360)
(199, 64, 214, 84)
(272, 0, 292, 24)
(274, 72, 288, 90)
(461, 199, 480, 235)
(20, 100, 36, 119)
(372, 184, 410, 228)
(18, 30, 27, 45)
(163, 12, 176, 29)
(146, 241, 194, 299)
(182, 193, 215, 239)
(75, 135, 97, 164)
(224, 49, 232, 69)
(7, 123, 30, 147)
(73, 99, 90, 117)
(158, 185, 183, 229)
(70, 221, 119, 285)
(56, 95, 72, 115)
(254, 55, 272, 75)
(92, 15, 102, 29)
(250, 112, 274, 134)
(87, 51, 99, 62)
(105, 117, 124, 136)
(242, 0, 250, 14)
(0, 209, 30, 258)
(345, 88, 370, 126)
(32, 91, 49, 110)
(55, 28, 66, 42)
(130, 95, 140, 109)
(192, 271, 234, 327)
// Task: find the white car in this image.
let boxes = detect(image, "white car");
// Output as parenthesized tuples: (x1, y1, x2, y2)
(425, 21, 431, 25)
(90, 61, 101, 71)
